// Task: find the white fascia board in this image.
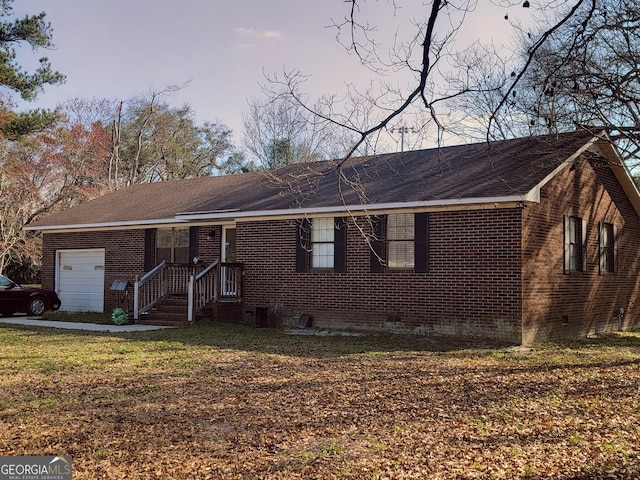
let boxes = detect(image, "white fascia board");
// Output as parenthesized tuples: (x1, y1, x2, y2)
(595, 138, 640, 217)
(26, 194, 538, 233)
(527, 133, 602, 196)
(174, 195, 532, 221)
(23, 217, 188, 232)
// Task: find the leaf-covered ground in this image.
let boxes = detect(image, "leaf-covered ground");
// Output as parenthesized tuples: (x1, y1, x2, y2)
(0, 323, 639, 479)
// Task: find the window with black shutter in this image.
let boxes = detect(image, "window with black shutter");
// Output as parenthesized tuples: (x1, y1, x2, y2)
(296, 217, 347, 272)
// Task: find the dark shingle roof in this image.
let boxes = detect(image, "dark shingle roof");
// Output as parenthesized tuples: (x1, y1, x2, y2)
(27, 131, 600, 229)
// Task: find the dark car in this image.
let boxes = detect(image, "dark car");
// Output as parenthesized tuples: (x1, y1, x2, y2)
(0, 274, 61, 316)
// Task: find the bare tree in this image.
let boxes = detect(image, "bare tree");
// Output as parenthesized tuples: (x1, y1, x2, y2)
(512, 0, 640, 167)
(446, 0, 640, 173)
(243, 92, 362, 170)
(260, 1, 639, 165)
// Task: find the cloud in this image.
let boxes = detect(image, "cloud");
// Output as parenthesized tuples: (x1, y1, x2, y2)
(236, 27, 285, 40)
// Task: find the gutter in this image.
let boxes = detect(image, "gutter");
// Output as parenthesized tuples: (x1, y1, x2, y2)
(24, 194, 533, 233)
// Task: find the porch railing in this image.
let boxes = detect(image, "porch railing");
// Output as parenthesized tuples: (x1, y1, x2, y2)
(134, 261, 243, 322)
(133, 261, 168, 320)
(166, 264, 201, 295)
(220, 262, 243, 301)
(134, 262, 204, 320)
(187, 260, 219, 323)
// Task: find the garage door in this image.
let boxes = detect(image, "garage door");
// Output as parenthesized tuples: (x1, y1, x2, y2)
(57, 249, 105, 312)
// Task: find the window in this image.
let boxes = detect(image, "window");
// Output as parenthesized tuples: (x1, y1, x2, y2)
(370, 213, 428, 273)
(157, 226, 190, 264)
(387, 213, 415, 268)
(599, 222, 617, 274)
(564, 216, 586, 273)
(296, 217, 347, 272)
(311, 217, 335, 268)
(567, 216, 581, 271)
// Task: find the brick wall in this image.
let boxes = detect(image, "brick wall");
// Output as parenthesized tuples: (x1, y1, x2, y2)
(522, 155, 640, 344)
(237, 209, 523, 343)
(42, 229, 147, 313)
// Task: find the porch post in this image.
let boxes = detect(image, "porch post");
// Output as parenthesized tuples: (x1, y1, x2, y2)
(187, 275, 194, 323)
(133, 279, 140, 320)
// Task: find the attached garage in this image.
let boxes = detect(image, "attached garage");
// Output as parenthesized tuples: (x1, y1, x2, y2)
(56, 249, 105, 312)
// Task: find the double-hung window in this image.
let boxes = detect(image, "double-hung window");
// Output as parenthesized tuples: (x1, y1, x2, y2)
(563, 215, 587, 273)
(387, 213, 415, 268)
(599, 222, 617, 274)
(311, 217, 335, 268)
(157, 226, 190, 264)
(370, 212, 429, 273)
(296, 217, 347, 272)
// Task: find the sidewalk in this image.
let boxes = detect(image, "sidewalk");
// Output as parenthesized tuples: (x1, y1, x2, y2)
(0, 316, 175, 332)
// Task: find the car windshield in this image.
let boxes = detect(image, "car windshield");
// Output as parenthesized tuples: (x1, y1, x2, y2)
(0, 275, 13, 287)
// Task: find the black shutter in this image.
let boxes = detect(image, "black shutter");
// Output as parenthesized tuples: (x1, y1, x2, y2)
(144, 228, 157, 271)
(189, 226, 199, 262)
(414, 213, 429, 273)
(296, 219, 310, 273)
(581, 218, 587, 273)
(370, 215, 386, 273)
(334, 217, 347, 273)
(613, 223, 618, 273)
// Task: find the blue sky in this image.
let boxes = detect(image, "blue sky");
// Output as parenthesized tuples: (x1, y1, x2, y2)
(12, 1, 531, 145)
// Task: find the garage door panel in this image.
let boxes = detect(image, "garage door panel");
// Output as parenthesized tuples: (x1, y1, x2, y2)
(60, 295, 103, 310)
(57, 250, 105, 312)
(60, 278, 104, 288)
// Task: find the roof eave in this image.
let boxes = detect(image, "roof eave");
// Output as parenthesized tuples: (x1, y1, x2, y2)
(176, 195, 531, 221)
(23, 217, 188, 232)
(25, 195, 531, 232)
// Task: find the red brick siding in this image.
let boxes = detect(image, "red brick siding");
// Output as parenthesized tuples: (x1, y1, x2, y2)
(237, 209, 523, 343)
(42, 229, 147, 312)
(195, 226, 222, 264)
(522, 156, 640, 344)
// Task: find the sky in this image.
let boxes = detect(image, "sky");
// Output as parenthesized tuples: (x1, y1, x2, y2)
(11, 1, 533, 148)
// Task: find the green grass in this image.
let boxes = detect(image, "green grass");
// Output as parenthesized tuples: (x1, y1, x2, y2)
(0, 321, 638, 479)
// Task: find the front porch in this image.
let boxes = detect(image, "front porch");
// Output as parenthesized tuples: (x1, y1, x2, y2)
(132, 261, 243, 326)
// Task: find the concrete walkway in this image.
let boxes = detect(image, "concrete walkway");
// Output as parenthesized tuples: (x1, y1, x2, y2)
(0, 316, 175, 332)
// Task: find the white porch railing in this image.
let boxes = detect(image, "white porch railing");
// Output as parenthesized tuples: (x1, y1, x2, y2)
(134, 262, 204, 320)
(133, 261, 168, 320)
(220, 262, 243, 300)
(134, 261, 243, 323)
(188, 260, 219, 323)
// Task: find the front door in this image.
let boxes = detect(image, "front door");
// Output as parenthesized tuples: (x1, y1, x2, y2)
(221, 227, 237, 296)
(222, 227, 236, 263)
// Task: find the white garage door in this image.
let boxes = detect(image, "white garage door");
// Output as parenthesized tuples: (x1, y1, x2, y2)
(57, 249, 105, 312)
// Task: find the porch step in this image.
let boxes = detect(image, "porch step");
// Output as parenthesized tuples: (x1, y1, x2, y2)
(135, 295, 242, 327)
(137, 295, 189, 327)
(137, 312, 187, 327)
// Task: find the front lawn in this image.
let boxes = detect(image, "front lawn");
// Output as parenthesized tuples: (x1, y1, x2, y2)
(0, 323, 638, 479)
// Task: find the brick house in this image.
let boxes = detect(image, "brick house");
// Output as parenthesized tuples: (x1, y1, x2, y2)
(25, 130, 640, 345)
